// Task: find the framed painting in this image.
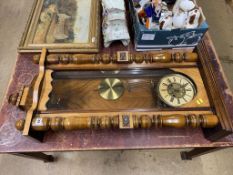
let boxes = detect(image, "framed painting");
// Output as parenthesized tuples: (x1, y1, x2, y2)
(19, 0, 100, 53)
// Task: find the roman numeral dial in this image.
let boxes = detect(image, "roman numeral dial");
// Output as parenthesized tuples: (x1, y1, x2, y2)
(157, 74, 196, 107)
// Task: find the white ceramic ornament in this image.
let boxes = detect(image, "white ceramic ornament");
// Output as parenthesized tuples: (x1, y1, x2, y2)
(172, 12, 187, 29)
(161, 1, 169, 11)
(172, 0, 183, 14)
(186, 8, 201, 29)
(159, 11, 173, 30)
(179, 0, 196, 12)
(173, 0, 196, 14)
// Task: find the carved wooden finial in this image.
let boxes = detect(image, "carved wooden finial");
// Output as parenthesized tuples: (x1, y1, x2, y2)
(133, 53, 144, 64)
(183, 52, 198, 62)
(173, 53, 183, 63)
(33, 55, 40, 64)
(151, 53, 172, 63)
(8, 93, 19, 106)
(15, 119, 25, 131)
(201, 114, 219, 128)
(101, 54, 111, 64)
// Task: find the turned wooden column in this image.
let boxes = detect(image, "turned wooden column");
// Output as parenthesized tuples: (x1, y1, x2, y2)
(16, 114, 219, 132)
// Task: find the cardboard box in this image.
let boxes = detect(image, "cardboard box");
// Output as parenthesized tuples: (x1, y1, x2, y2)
(129, 0, 208, 51)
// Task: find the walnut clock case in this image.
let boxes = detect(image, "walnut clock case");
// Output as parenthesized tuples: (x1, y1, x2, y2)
(8, 45, 233, 142)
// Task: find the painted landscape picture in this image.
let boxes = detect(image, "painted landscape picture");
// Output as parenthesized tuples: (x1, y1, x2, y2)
(33, 0, 92, 44)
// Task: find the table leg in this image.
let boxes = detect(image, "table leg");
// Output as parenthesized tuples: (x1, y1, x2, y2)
(180, 147, 224, 160)
(11, 152, 54, 162)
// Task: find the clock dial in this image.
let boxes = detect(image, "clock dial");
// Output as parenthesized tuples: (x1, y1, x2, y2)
(157, 74, 196, 107)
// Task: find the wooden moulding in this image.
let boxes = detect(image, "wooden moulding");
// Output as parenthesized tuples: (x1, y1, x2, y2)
(15, 113, 219, 132)
(22, 48, 47, 136)
(33, 52, 198, 64)
(197, 34, 233, 141)
(37, 70, 53, 111)
(8, 87, 25, 107)
(32, 52, 198, 70)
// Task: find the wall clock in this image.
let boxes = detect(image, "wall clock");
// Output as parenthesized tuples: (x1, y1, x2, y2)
(158, 74, 196, 107)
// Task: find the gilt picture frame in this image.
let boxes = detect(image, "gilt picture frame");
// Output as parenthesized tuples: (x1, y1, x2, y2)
(19, 0, 100, 53)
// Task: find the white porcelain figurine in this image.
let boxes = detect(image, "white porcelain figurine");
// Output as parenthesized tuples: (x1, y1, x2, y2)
(159, 11, 173, 30)
(172, 0, 199, 29)
(179, 0, 195, 12)
(186, 8, 201, 28)
(173, 0, 195, 14)
(173, 12, 187, 28)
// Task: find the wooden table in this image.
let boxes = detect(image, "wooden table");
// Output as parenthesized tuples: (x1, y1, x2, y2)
(0, 33, 233, 162)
